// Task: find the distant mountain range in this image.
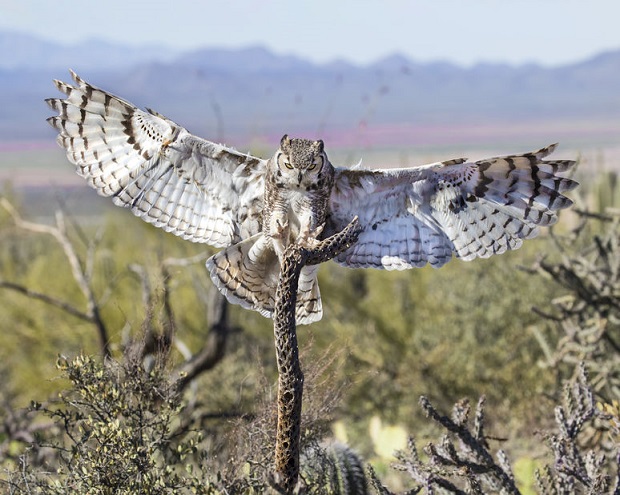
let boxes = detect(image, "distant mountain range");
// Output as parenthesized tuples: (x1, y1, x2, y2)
(0, 31, 181, 71)
(0, 30, 618, 148)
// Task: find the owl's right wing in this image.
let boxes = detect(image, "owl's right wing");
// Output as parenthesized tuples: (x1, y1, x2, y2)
(46, 70, 266, 247)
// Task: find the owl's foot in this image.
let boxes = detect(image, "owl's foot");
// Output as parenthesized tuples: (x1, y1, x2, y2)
(271, 219, 289, 260)
(298, 223, 325, 249)
(273, 218, 289, 239)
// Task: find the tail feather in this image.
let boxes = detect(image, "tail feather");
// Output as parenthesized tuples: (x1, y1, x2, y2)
(206, 234, 323, 325)
(297, 265, 322, 325)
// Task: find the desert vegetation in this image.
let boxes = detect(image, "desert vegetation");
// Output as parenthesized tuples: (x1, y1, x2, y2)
(0, 158, 619, 493)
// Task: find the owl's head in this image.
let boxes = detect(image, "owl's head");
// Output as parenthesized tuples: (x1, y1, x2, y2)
(272, 134, 329, 188)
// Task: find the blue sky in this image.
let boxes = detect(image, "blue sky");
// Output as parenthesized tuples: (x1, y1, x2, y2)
(1, 0, 619, 66)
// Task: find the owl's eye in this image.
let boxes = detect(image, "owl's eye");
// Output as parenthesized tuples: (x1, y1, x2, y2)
(278, 153, 294, 170)
(308, 155, 324, 171)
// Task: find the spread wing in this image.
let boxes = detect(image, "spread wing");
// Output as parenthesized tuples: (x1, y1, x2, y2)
(327, 145, 578, 269)
(46, 70, 266, 247)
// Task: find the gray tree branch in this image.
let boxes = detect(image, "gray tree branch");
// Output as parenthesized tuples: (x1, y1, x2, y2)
(1, 198, 111, 357)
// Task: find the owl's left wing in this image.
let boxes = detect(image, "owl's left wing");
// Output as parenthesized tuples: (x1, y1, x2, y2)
(327, 144, 578, 269)
(46, 70, 266, 247)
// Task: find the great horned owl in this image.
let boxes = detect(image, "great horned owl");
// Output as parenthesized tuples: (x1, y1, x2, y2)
(208, 135, 334, 324)
(46, 71, 578, 325)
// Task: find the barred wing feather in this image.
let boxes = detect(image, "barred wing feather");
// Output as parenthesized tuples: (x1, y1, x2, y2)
(46, 70, 266, 247)
(328, 145, 578, 269)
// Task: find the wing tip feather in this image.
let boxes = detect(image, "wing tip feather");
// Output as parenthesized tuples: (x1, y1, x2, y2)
(69, 69, 81, 84)
(539, 142, 558, 156)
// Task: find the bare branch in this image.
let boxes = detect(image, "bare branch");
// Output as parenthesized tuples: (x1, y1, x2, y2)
(172, 292, 233, 392)
(162, 252, 210, 267)
(0, 280, 92, 322)
(1, 198, 110, 357)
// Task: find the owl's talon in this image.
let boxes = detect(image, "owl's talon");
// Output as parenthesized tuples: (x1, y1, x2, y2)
(298, 222, 325, 248)
(274, 219, 289, 239)
(311, 223, 325, 238)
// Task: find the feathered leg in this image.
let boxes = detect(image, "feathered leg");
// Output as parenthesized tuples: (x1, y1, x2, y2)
(206, 235, 323, 325)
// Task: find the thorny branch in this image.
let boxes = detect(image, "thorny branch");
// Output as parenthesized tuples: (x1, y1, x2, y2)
(417, 396, 520, 494)
(526, 208, 620, 402)
(368, 363, 619, 494)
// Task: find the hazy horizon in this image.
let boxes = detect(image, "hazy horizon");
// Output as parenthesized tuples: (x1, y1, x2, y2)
(3, 0, 620, 67)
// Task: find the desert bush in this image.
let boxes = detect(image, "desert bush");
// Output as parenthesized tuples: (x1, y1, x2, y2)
(3, 354, 218, 494)
(528, 208, 620, 403)
(368, 363, 620, 494)
(1, 347, 360, 494)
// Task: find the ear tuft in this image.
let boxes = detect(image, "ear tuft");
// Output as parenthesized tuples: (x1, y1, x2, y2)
(280, 134, 291, 148)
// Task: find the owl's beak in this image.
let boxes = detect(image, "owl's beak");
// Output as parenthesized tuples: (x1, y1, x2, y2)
(298, 171, 303, 184)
